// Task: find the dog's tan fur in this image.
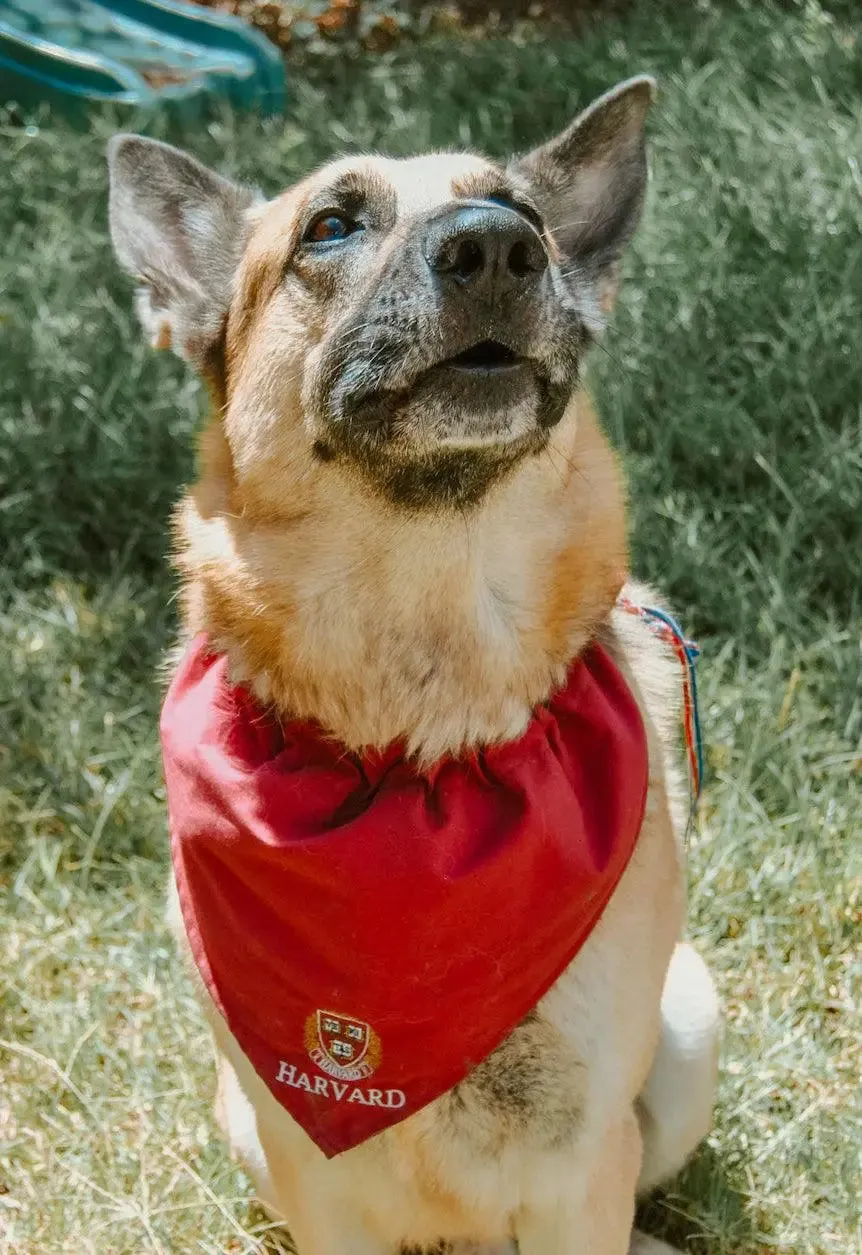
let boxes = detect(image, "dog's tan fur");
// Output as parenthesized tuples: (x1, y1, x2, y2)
(109, 81, 720, 1255)
(175, 387, 627, 762)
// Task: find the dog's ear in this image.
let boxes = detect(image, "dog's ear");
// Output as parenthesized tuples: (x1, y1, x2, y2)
(509, 76, 655, 320)
(107, 134, 255, 364)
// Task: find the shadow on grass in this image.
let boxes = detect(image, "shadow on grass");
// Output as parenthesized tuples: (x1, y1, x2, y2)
(638, 1142, 761, 1254)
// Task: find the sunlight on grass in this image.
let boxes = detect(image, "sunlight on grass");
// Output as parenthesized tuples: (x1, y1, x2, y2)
(1, 1, 860, 1251)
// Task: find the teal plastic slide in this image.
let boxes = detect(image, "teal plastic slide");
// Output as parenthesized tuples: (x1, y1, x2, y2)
(0, 0, 286, 117)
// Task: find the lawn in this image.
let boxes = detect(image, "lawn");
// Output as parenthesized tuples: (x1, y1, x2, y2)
(1, 1, 860, 1251)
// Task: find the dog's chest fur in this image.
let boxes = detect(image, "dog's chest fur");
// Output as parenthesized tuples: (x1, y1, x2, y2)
(176, 393, 627, 765)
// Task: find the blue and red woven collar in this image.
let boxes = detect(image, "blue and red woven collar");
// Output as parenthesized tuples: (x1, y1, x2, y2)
(618, 598, 704, 808)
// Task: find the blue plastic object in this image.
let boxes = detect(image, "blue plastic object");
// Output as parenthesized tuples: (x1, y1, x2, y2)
(0, 0, 286, 118)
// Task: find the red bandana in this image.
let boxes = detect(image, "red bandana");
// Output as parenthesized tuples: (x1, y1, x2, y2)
(162, 634, 648, 1158)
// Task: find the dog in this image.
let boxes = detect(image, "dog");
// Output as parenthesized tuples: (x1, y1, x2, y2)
(107, 75, 720, 1255)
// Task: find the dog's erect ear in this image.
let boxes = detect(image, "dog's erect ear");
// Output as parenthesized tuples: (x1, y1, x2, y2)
(509, 76, 655, 319)
(107, 135, 255, 364)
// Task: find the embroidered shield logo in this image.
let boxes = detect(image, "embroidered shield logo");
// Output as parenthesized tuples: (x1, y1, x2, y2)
(304, 1010, 382, 1081)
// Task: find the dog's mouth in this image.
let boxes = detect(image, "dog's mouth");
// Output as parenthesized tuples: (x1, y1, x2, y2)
(414, 338, 535, 395)
(335, 336, 537, 423)
(318, 325, 570, 505)
(443, 340, 524, 374)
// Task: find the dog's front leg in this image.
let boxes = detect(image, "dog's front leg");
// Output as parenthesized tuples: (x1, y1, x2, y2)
(515, 1109, 642, 1255)
(273, 1202, 389, 1255)
(251, 1118, 389, 1255)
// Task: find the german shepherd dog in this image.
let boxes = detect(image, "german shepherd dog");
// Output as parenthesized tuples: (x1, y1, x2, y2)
(108, 76, 720, 1255)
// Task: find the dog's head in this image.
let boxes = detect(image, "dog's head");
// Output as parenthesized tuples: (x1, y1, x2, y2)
(108, 78, 652, 511)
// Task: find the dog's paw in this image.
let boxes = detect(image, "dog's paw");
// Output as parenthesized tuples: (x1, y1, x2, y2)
(402, 1244, 516, 1255)
(454, 1246, 517, 1255)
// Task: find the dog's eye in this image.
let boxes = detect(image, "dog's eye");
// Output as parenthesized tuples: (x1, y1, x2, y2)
(303, 212, 357, 245)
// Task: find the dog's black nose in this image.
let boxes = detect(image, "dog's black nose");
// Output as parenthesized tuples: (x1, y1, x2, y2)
(423, 205, 547, 293)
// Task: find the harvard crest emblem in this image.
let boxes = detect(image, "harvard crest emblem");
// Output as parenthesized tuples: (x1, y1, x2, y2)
(304, 1010, 382, 1081)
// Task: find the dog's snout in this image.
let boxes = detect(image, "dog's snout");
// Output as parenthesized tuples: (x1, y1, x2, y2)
(424, 205, 547, 293)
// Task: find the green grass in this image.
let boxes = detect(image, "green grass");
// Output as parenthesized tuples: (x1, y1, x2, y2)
(1, 1, 860, 1251)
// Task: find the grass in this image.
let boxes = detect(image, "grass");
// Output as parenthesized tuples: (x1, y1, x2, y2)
(1, 0, 860, 1250)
